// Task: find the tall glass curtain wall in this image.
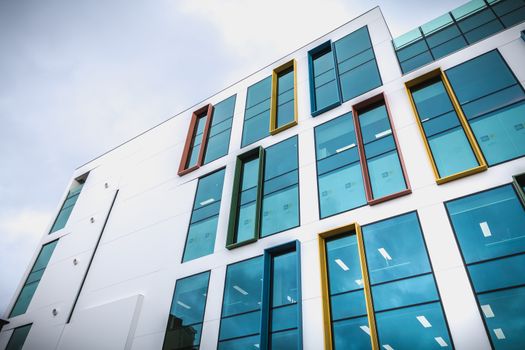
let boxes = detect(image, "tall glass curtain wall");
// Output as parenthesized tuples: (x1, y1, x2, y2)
(314, 112, 367, 218)
(446, 185, 525, 349)
(409, 76, 481, 178)
(393, 0, 525, 73)
(9, 240, 58, 317)
(309, 26, 381, 115)
(162, 272, 210, 350)
(323, 213, 452, 349)
(356, 103, 407, 199)
(243, 77, 272, 147)
(445, 50, 525, 165)
(183, 169, 226, 262)
(49, 183, 84, 233)
(205, 95, 237, 164)
(5, 324, 32, 350)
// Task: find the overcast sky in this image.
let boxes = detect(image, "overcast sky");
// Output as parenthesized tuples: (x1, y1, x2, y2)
(0, 0, 467, 316)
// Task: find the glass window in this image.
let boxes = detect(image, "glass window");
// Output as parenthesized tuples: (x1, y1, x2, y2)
(446, 185, 525, 348)
(5, 324, 31, 350)
(274, 66, 295, 129)
(314, 112, 366, 218)
(183, 169, 226, 262)
(362, 212, 452, 349)
(261, 136, 299, 237)
(219, 256, 264, 349)
(357, 103, 408, 199)
(446, 50, 525, 165)
(162, 271, 210, 350)
(49, 179, 86, 234)
(204, 95, 236, 164)
(308, 42, 341, 116)
(334, 26, 382, 102)
(409, 76, 481, 179)
(242, 77, 272, 147)
(10, 240, 58, 317)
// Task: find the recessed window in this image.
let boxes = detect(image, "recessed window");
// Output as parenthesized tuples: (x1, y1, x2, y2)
(406, 69, 487, 184)
(179, 104, 213, 175)
(227, 136, 299, 249)
(49, 173, 88, 234)
(5, 324, 31, 350)
(182, 168, 226, 262)
(162, 271, 210, 350)
(445, 185, 525, 348)
(9, 240, 58, 318)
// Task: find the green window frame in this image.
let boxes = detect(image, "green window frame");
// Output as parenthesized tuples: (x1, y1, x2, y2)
(49, 174, 88, 234)
(226, 136, 299, 249)
(9, 240, 58, 318)
(162, 271, 211, 350)
(182, 168, 226, 262)
(5, 324, 32, 350)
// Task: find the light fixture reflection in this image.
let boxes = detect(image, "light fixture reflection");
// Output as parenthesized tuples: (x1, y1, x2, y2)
(481, 304, 495, 318)
(335, 258, 349, 271)
(378, 247, 392, 260)
(233, 285, 248, 295)
(416, 315, 432, 328)
(176, 300, 191, 309)
(434, 337, 448, 347)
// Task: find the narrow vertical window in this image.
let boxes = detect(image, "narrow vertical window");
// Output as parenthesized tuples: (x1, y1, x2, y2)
(314, 112, 367, 218)
(179, 104, 213, 176)
(446, 185, 525, 349)
(445, 50, 525, 165)
(353, 95, 410, 202)
(270, 60, 297, 134)
(5, 324, 31, 350)
(218, 256, 264, 349)
(9, 240, 58, 317)
(406, 69, 487, 184)
(242, 77, 272, 147)
(513, 172, 525, 205)
(204, 95, 237, 164)
(334, 26, 382, 102)
(227, 136, 299, 248)
(308, 41, 342, 116)
(162, 271, 210, 350)
(49, 173, 88, 234)
(182, 168, 226, 262)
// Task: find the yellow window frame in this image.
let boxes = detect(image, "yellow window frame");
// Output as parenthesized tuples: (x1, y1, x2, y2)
(405, 68, 487, 185)
(318, 223, 379, 350)
(270, 59, 298, 135)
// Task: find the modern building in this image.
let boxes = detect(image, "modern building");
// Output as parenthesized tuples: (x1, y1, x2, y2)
(1, 1, 525, 349)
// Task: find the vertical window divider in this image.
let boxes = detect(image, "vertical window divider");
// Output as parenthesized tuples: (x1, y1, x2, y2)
(318, 223, 379, 350)
(226, 147, 265, 249)
(178, 104, 214, 176)
(352, 93, 412, 205)
(405, 68, 487, 184)
(270, 59, 298, 135)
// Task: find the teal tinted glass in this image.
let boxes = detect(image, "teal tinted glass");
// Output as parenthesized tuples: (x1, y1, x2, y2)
(314, 113, 366, 218)
(219, 256, 263, 346)
(334, 26, 381, 102)
(261, 137, 299, 237)
(310, 45, 340, 114)
(205, 95, 236, 164)
(446, 185, 525, 349)
(5, 324, 31, 350)
(410, 79, 480, 177)
(186, 113, 208, 168)
(446, 51, 525, 165)
(183, 169, 225, 262)
(49, 183, 84, 233)
(276, 68, 295, 128)
(232, 155, 260, 245)
(163, 271, 210, 350)
(243, 77, 271, 147)
(358, 104, 407, 198)
(10, 240, 58, 317)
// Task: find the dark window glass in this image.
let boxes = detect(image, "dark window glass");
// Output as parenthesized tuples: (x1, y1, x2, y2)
(183, 169, 226, 262)
(204, 95, 236, 164)
(5, 324, 31, 350)
(242, 77, 271, 147)
(10, 240, 58, 317)
(50, 182, 85, 233)
(162, 271, 210, 350)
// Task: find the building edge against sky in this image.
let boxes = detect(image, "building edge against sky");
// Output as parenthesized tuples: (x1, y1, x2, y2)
(1, 1, 525, 350)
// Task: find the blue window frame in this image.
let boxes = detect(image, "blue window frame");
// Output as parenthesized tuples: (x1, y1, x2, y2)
(9, 240, 58, 317)
(204, 95, 237, 164)
(218, 241, 302, 350)
(49, 175, 87, 234)
(362, 212, 453, 349)
(445, 185, 525, 349)
(308, 26, 382, 117)
(182, 168, 226, 262)
(242, 77, 272, 147)
(162, 271, 211, 350)
(5, 324, 32, 350)
(314, 112, 367, 218)
(446, 50, 525, 166)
